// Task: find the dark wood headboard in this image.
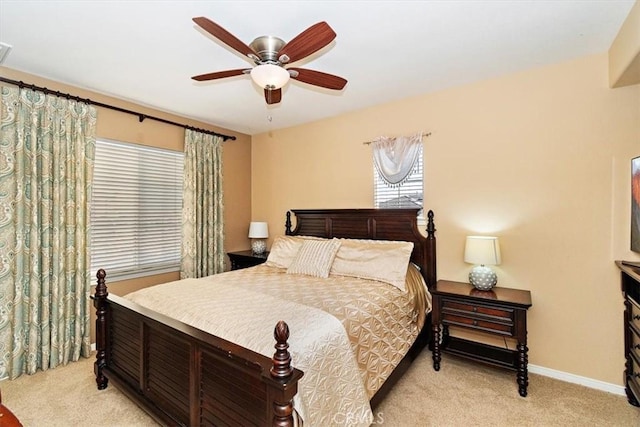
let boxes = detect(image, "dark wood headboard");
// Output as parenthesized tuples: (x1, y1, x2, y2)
(285, 208, 436, 289)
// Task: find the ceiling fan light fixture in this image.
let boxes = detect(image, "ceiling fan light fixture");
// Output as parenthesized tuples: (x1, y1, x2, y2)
(250, 63, 290, 90)
(191, 18, 347, 104)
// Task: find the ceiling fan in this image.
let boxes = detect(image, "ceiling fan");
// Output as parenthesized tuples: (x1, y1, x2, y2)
(191, 17, 348, 105)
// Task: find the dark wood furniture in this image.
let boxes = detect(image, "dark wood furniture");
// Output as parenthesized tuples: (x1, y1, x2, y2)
(228, 250, 269, 270)
(431, 280, 532, 397)
(0, 390, 22, 427)
(94, 208, 437, 426)
(616, 260, 640, 407)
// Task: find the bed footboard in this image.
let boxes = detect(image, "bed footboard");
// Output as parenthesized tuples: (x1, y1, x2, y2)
(93, 269, 303, 427)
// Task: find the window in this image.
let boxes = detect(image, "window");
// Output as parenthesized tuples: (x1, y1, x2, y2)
(90, 139, 184, 281)
(374, 146, 424, 220)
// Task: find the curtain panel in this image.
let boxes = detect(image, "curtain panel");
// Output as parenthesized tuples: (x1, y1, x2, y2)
(0, 85, 96, 380)
(181, 129, 224, 279)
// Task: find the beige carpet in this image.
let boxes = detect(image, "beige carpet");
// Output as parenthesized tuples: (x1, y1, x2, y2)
(1, 351, 639, 426)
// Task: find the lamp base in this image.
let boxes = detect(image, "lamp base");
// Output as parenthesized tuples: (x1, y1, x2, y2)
(469, 265, 497, 291)
(251, 239, 267, 255)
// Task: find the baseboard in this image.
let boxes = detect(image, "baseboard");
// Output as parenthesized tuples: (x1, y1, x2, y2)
(529, 363, 626, 396)
(91, 343, 96, 352)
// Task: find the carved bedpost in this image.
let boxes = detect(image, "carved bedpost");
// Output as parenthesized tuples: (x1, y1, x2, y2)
(93, 268, 109, 390)
(271, 321, 293, 378)
(285, 211, 292, 236)
(271, 321, 295, 427)
(426, 210, 437, 288)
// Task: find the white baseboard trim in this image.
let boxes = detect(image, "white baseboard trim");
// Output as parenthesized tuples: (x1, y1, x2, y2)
(91, 343, 96, 352)
(529, 363, 626, 396)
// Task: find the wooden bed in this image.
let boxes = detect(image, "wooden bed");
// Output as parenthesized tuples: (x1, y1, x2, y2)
(93, 208, 437, 426)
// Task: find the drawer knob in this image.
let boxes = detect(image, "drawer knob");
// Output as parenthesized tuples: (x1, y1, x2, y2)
(473, 307, 478, 312)
(473, 320, 478, 326)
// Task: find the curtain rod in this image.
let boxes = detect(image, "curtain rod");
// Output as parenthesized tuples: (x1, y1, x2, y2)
(0, 76, 236, 141)
(363, 132, 431, 145)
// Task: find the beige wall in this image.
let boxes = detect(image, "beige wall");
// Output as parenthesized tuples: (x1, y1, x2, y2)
(252, 53, 640, 385)
(3, 45, 638, 386)
(0, 67, 253, 295)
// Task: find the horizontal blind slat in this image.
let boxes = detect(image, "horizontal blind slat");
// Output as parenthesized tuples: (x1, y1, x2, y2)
(374, 148, 424, 218)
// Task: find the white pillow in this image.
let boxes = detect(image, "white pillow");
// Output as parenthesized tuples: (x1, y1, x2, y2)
(329, 238, 414, 291)
(286, 239, 341, 278)
(265, 235, 327, 269)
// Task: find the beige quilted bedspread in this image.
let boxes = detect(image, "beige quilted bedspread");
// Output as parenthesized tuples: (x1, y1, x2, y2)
(125, 265, 429, 427)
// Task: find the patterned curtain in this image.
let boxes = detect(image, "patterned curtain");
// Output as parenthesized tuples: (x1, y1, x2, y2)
(0, 85, 96, 380)
(181, 129, 224, 278)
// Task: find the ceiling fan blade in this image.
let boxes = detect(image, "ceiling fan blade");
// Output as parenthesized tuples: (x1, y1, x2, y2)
(193, 17, 258, 59)
(192, 68, 249, 81)
(288, 68, 347, 90)
(264, 88, 282, 105)
(278, 22, 336, 64)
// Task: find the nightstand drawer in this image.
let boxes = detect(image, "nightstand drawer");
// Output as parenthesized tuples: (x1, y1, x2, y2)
(442, 299, 514, 320)
(631, 298, 640, 335)
(442, 312, 514, 335)
(441, 299, 515, 335)
(631, 324, 640, 361)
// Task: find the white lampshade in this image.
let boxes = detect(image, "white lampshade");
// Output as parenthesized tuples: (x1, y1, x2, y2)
(248, 222, 269, 239)
(250, 64, 290, 89)
(464, 236, 501, 266)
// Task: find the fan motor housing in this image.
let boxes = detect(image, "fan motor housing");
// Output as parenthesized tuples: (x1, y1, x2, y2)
(250, 36, 286, 63)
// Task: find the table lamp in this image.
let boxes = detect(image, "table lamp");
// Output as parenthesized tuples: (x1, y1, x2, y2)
(464, 236, 501, 291)
(248, 222, 269, 254)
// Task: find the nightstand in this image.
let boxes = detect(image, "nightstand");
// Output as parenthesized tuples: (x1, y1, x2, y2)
(431, 280, 532, 397)
(227, 250, 269, 270)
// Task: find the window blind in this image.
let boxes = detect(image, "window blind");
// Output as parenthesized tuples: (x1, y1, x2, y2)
(374, 147, 424, 218)
(90, 139, 184, 281)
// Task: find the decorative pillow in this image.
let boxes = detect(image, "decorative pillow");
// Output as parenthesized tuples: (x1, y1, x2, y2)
(286, 239, 341, 278)
(265, 235, 327, 269)
(329, 238, 414, 291)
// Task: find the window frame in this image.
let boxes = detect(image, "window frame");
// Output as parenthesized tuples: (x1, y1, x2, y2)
(373, 145, 424, 223)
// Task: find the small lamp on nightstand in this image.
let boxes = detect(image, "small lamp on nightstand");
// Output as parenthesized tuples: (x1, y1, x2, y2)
(464, 236, 501, 291)
(249, 222, 269, 255)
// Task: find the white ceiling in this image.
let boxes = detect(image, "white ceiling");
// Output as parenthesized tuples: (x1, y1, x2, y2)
(0, 1, 635, 136)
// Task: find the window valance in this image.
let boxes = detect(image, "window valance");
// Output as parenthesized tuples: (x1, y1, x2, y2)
(372, 132, 423, 187)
